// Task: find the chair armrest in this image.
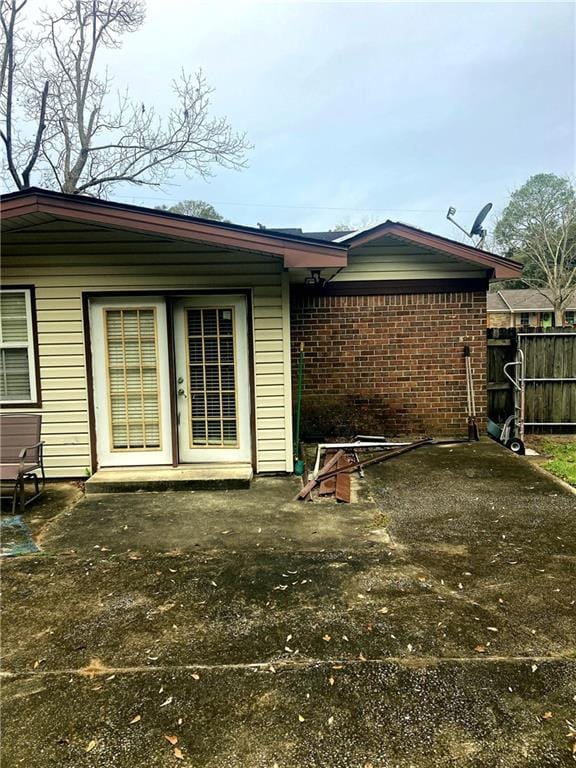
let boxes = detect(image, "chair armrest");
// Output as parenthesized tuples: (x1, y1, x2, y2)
(18, 441, 45, 469)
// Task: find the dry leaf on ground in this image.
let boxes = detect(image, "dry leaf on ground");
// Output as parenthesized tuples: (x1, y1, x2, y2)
(474, 645, 487, 653)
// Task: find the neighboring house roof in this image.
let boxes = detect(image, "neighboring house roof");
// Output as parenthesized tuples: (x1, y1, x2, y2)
(1, 188, 522, 279)
(487, 292, 509, 311)
(487, 289, 576, 312)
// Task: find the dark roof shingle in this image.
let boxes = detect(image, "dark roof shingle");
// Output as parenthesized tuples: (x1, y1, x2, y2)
(487, 288, 576, 311)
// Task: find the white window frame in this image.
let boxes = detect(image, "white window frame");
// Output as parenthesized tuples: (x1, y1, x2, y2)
(0, 288, 39, 405)
(519, 312, 530, 327)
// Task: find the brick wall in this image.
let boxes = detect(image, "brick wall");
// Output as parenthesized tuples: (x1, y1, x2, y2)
(487, 311, 513, 328)
(290, 291, 487, 437)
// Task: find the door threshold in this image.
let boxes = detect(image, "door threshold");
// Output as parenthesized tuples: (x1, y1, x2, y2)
(85, 463, 253, 494)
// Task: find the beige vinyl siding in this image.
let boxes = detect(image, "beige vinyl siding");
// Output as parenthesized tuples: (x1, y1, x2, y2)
(2, 250, 293, 477)
(336, 246, 486, 280)
(289, 242, 486, 283)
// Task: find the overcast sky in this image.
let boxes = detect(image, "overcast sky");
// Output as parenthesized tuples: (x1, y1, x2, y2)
(108, 1, 574, 236)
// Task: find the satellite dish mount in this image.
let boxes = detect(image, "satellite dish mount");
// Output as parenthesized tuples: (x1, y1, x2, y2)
(446, 202, 493, 248)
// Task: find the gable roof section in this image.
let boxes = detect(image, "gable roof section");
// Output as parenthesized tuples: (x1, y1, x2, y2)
(334, 221, 522, 280)
(487, 292, 509, 311)
(0, 188, 347, 269)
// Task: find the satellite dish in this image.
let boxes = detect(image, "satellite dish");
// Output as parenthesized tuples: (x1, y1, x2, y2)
(446, 202, 493, 248)
(470, 203, 493, 237)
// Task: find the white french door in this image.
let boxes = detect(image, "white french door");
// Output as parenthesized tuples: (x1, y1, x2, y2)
(173, 296, 251, 463)
(90, 297, 172, 467)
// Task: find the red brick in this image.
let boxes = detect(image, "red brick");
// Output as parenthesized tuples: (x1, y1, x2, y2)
(290, 290, 487, 436)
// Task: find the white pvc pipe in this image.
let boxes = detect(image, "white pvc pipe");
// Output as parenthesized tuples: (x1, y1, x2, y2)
(312, 441, 411, 478)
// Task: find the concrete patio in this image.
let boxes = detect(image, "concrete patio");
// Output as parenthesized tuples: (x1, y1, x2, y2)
(1, 440, 575, 767)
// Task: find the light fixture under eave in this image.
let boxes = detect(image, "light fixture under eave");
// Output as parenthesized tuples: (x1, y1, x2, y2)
(304, 269, 325, 287)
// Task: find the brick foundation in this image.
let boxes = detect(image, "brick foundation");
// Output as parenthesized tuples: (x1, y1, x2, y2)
(290, 291, 487, 437)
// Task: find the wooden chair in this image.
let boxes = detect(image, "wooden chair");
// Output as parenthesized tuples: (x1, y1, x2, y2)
(0, 414, 45, 513)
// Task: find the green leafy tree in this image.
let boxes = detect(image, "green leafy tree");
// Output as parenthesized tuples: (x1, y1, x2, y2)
(155, 200, 226, 221)
(494, 174, 576, 324)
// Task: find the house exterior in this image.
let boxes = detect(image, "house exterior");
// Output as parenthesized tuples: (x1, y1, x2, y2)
(487, 289, 576, 329)
(1, 188, 521, 479)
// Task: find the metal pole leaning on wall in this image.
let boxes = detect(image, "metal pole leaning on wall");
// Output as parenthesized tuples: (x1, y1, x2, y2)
(293, 342, 305, 476)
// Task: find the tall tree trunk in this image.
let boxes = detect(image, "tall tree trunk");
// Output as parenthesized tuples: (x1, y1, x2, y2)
(554, 304, 564, 327)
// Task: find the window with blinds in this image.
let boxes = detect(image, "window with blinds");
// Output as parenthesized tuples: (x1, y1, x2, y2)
(0, 289, 37, 403)
(187, 307, 238, 447)
(105, 308, 162, 450)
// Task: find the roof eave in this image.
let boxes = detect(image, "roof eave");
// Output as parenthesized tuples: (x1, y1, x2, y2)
(0, 190, 348, 269)
(344, 221, 522, 280)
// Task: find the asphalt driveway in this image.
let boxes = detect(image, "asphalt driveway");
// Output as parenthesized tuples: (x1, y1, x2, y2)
(1, 441, 575, 767)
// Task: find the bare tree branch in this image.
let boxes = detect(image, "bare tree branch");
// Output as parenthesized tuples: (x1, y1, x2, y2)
(21, 78, 47, 186)
(2, 0, 250, 195)
(1, 0, 48, 188)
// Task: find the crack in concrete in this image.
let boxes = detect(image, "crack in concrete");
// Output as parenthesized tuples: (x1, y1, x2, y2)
(2, 654, 573, 679)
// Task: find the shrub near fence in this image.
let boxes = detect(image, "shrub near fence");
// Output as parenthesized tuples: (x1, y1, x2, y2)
(487, 327, 576, 430)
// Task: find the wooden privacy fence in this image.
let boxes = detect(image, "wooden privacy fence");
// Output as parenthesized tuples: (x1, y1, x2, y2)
(487, 327, 576, 429)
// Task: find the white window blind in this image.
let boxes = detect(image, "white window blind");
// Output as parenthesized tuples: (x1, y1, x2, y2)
(187, 307, 238, 447)
(105, 308, 161, 450)
(0, 290, 37, 403)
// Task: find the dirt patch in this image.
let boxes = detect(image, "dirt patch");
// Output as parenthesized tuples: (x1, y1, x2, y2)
(0, 482, 85, 545)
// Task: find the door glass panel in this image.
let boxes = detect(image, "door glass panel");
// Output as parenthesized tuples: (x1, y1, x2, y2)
(105, 308, 162, 450)
(186, 307, 238, 447)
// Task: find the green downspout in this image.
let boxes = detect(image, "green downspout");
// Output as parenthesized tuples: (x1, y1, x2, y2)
(293, 342, 305, 475)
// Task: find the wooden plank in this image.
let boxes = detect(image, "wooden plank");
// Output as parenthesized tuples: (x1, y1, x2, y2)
(319, 475, 336, 495)
(334, 455, 351, 503)
(319, 450, 337, 495)
(297, 450, 346, 500)
(486, 327, 517, 423)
